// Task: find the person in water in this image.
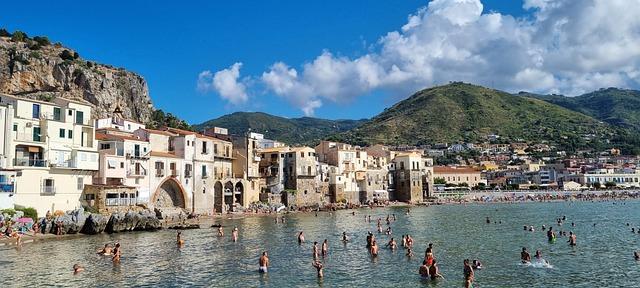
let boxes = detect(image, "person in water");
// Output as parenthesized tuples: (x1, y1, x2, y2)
(425, 247, 434, 267)
(387, 238, 397, 250)
(521, 247, 531, 263)
(568, 231, 577, 246)
(486, 216, 491, 224)
(298, 231, 305, 244)
(217, 226, 224, 237)
(406, 248, 414, 258)
(535, 250, 549, 265)
(259, 251, 269, 273)
(472, 259, 482, 270)
(112, 243, 121, 263)
(73, 264, 84, 275)
(634, 251, 640, 261)
(429, 258, 443, 280)
(419, 260, 430, 279)
(231, 227, 239, 242)
(547, 227, 556, 242)
(370, 240, 379, 257)
(463, 259, 474, 288)
(97, 244, 112, 255)
(312, 260, 324, 278)
(177, 231, 185, 246)
(322, 239, 328, 257)
(342, 231, 349, 242)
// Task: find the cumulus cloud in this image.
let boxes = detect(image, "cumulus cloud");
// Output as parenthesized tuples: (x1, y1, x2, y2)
(212, 0, 640, 115)
(198, 62, 248, 105)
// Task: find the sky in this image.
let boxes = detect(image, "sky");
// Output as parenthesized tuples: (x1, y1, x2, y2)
(2, 0, 639, 123)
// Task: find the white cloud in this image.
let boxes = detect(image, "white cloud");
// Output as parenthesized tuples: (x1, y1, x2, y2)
(198, 63, 248, 105)
(210, 0, 640, 115)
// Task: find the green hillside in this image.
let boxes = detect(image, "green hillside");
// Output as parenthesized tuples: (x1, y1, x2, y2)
(193, 112, 365, 146)
(332, 82, 621, 151)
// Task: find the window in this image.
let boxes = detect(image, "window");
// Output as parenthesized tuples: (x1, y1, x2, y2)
(202, 165, 207, 177)
(33, 127, 41, 142)
(68, 130, 73, 139)
(59, 128, 65, 138)
(202, 141, 208, 154)
(53, 107, 61, 121)
(77, 177, 84, 190)
(100, 143, 111, 150)
(214, 144, 218, 154)
(185, 164, 192, 177)
(12, 124, 17, 132)
(32, 104, 40, 118)
(84, 194, 95, 200)
(301, 152, 304, 157)
(75, 111, 84, 124)
(68, 109, 73, 116)
(43, 179, 55, 194)
(155, 161, 164, 176)
(120, 162, 124, 168)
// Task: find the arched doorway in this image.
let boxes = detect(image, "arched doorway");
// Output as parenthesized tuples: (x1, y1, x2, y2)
(153, 177, 187, 208)
(234, 182, 244, 207)
(214, 181, 223, 213)
(224, 181, 234, 211)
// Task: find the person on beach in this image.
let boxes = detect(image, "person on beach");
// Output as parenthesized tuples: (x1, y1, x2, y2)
(97, 244, 112, 255)
(342, 232, 349, 242)
(218, 226, 224, 237)
(464, 259, 474, 288)
(312, 260, 324, 277)
(298, 231, 305, 244)
(419, 260, 430, 279)
(177, 231, 185, 247)
(232, 227, 239, 242)
(322, 239, 328, 257)
(521, 247, 531, 263)
(112, 243, 121, 263)
(313, 242, 319, 259)
(429, 258, 443, 280)
(259, 251, 269, 273)
(387, 238, 397, 250)
(73, 264, 84, 275)
(568, 231, 576, 246)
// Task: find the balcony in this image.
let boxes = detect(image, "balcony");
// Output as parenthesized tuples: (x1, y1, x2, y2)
(15, 159, 48, 167)
(127, 169, 147, 177)
(202, 173, 208, 179)
(50, 159, 77, 169)
(155, 169, 165, 177)
(0, 183, 14, 193)
(41, 186, 55, 195)
(126, 153, 149, 160)
(15, 132, 44, 143)
(106, 198, 138, 206)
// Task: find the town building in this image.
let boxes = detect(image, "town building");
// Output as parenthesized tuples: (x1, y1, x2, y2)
(433, 166, 483, 187)
(389, 152, 433, 202)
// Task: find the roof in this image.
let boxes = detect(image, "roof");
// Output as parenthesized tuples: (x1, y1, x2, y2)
(150, 151, 181, 159)
(259, 147, 290, 153)
(163, 127, 197, 136)
(433, 166, 480, 174)
(95, 131, 147, 142)
(143, 128, 176, 137)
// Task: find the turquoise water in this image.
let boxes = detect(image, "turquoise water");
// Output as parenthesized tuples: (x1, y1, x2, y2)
(2, 201, 640, 287)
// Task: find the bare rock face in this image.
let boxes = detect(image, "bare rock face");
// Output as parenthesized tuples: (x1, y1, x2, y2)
(0, 36, 154, 122)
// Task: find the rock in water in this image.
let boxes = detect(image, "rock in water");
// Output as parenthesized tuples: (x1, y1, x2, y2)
(105, 210, 161, 233)
(81, 214, 108, 235)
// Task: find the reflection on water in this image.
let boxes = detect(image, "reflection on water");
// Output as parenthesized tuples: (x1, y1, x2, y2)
(2, 201, 640, 287)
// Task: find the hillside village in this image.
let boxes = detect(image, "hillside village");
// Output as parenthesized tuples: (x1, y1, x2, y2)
(1, 93, 639, 217)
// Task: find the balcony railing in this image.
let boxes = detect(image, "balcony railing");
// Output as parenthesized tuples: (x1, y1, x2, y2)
(0, 183, 14, 193)
(127, 169, 147, 177)
(15, 159, 47, 167)
(50, 159, 77, 168)
(15, 133, 44, 143)
(106, 198, 138, 206)
(41, 186, 55, 195)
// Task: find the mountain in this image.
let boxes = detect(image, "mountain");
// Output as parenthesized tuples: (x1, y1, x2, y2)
(523, 88, 640, 131)
(331, 82, 624, 151)
(0, 29, 154, 122)
(194, 112, 366, 145)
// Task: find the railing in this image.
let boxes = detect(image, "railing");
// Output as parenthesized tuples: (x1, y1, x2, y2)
(106, 198, 138, 206)
(41, 186, 55, 195)
(184, 171, 192, 178)
(127, 169, 147, 177)
(15, 133, 44, 143)
(50, 159, 77, 168)
(15, 159, 47, 167)
(0, 183, 14, 193)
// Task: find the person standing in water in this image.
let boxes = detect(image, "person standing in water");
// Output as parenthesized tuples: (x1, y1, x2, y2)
(342, 232, 349, 242)
(547, 227, 556, 242)
(298, 231, 305, 244)
(217, 226, 224, 237)
(112, 243, 121, 263)
(231, 227, 239, 242)
(521, 247, 531, 263)
(259, 251, 269, 273)
(634, 251, 640, 261)
(387, 238, 397, 250)
(463, 259, 474, 288)
(429, 259, 443, 280)
(322, 239, 328, 257)
(419, 260, 430, 279)
(73, 264, 84, 275)
(370, 240, 379, 257)
(312, 260, 324, 278)
(176, 231, 185, 247)
(313, 242, 319, 259)
(406, 248, 414, 258)
(568, 231, 577, 246)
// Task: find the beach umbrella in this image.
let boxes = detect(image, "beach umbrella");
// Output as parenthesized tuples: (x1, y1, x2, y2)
(17, 217, 33, 223)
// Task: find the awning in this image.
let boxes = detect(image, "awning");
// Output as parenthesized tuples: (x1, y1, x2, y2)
(107, 159, 117, 168)
(28, 146, 40, 153)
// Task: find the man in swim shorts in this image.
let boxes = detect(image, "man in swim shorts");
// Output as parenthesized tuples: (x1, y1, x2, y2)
(521, 247, 531, 263)
(419, 260, 430, 279)
(259, 251, 269, 273)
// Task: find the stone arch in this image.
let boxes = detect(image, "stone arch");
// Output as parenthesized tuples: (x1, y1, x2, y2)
(152, 177, 188, 208)
(214, 181, 223, 213)
(234, 181, 244, 207)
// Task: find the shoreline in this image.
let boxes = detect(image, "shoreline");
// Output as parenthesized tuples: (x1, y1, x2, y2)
(2, 196, 634, 248)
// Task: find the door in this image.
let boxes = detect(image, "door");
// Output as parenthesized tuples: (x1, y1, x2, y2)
(134, 144, 140, 157)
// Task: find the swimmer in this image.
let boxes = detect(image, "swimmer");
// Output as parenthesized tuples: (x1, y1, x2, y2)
(521, 247, 531, 263)
(425, 248, 434, 267)
(406, 235, 414, 248)
(322, 239, 328, 257)
(472, 259, 483, 270)
(366, 232, 374, 248)
(177, 231, 185, 246)
(370, 240, 379, 257)
(535, 250, 549, 265)
(635, 251, 640, 261)
(406, 248, 414, 258)
(429, 258, 444, 280)
(298, 231, 305, 244)
(419, 260, 430, 279)
(386, 226, 392, 235)
(73, 264, 84, 275)
(218, 226, 224, 237)
(342, 231, 349, 242)
(401, 235, 407, 247)
(313, 242, 319, 259)
(386, 238, 397, 250)
(97, 244, 112, 255)
(486, 216, 490, 224)
(312, 260, 324, 278)
(231, 227, 239, 242)
(529, 225, 535, 232)
(112, 243, 121, 263)
(568, 231, 577, 246)
(463, 259, 474, 288)
(259, 251, 269, 273)
(547, 227, 556, 242)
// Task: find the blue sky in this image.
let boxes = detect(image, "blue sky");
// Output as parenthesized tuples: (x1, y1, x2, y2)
(5, 1, 632, 124)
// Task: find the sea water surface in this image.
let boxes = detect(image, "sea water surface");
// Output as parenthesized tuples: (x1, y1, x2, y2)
(1, 201, 640, 287)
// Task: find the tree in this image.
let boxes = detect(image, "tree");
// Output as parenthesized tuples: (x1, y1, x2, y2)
(59, 50, 75, 61)
(33, 36, 50, 46)
(605, 181, 617, 189)
(593, 182, 602, 189)
(458, 182, 469, 187)
(0, 28, 11, 37)
(11, 30, 27, 42)
(433, 177, 446, 185)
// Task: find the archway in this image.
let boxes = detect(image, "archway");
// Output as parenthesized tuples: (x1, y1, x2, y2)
(224, 181, 234, 211)
(152, 177, 187, 208)
(214, 181, 223, 213)
(234, 181, 244, 207)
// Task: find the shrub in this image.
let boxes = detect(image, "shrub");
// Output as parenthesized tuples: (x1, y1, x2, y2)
(73, 51, 79, 59)
(32, 36, 50, 46)
(11, 30, 27, 42)
(16, 207, 37, 221)
(59, 49, 74, 61)
(0, 28, 11, 37)
(1, 208, 16, 217)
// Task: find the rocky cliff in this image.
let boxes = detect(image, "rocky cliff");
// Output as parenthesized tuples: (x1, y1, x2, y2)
(0, 32, 154, 122)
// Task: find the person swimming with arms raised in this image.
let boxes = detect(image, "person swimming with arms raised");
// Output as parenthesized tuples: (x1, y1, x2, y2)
(259, 251, 269, 273)
(97, 244, 112, 255)
(521, 247, 531, 264)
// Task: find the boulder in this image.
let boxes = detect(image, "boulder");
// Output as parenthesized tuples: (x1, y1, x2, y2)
(81, 214, 108, 235)
(106, 210, 161, 233)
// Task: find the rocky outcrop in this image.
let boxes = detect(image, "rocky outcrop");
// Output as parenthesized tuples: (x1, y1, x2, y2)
(0, 35, 154, 122)
(47, 208, 87, 234)
(105, 210, 161, 233)
(81, 213, 109, 235)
